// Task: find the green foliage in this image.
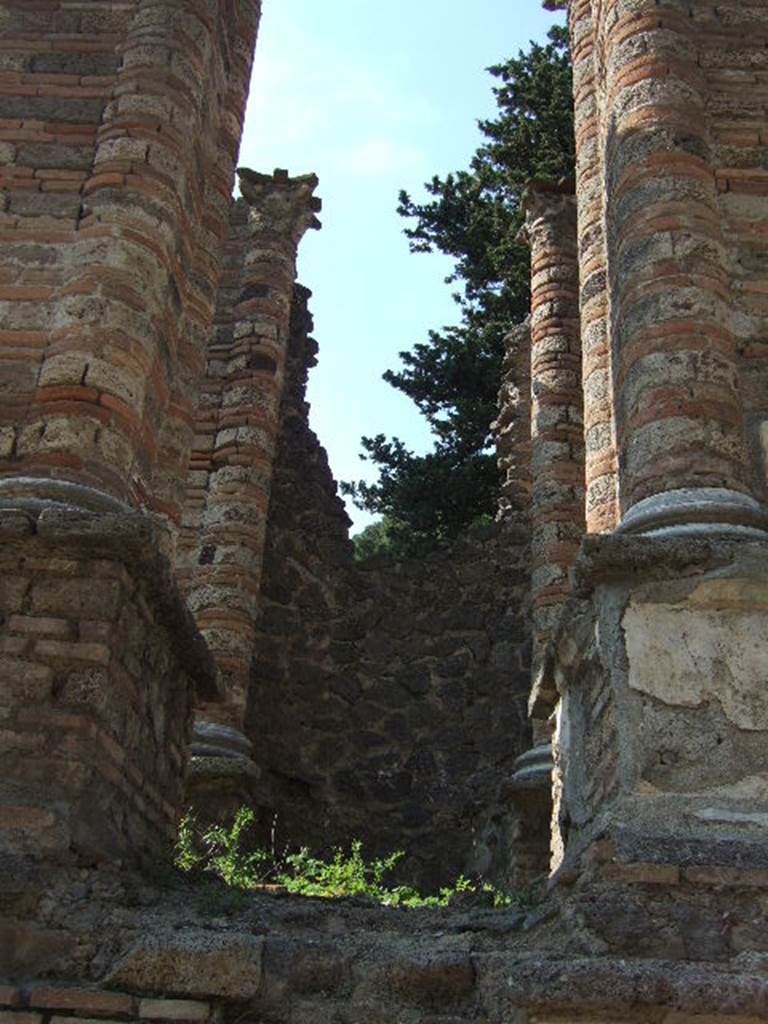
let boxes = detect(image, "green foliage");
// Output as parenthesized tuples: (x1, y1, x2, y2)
(175, 808, 535, 911)
(351, 517, 399, 562)
(279, 840, 405, 900)
(176, 807, 272, 888)
(344, 25, 574, 553)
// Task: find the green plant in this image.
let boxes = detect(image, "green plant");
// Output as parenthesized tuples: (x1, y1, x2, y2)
(175, 807, 539, 912)
(279, 840, 404, 900)
(175, 806, 272, 887)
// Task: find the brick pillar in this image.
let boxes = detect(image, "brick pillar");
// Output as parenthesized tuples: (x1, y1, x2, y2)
(0, 0, 259, 534)
(601, 0, 767, 537)
(521, 182, 585, 674)
(0, 0, 260, 867)
(546, 0, 768, 884)
(570, 0, 618, 534)
(178, 170, 320, 760)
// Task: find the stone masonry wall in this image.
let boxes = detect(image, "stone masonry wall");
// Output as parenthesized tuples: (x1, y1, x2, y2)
(0, 505, 214, 867)
(245, 287, 533, 890)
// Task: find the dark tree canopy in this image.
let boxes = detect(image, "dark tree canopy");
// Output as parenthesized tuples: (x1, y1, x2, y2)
(344, 25, 574, 559)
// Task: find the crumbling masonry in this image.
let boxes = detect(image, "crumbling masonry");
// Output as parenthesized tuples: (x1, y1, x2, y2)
(2, 1, 768, 1021)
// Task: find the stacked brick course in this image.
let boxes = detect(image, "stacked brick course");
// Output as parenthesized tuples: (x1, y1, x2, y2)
(568, 0, 768, 535)
(569, 0, 618, 533)
(0, 504, 214, 865)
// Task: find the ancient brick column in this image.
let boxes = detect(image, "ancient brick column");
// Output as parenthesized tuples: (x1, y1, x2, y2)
(544, 0, 768, 884)
(0, 0, 259, 536)
(178, 170, 321, 786)
(569, 0, 618, 534)
(521, 182, 585, 674)
(0, 0, 260, 867)
(600, 0, 766, 536)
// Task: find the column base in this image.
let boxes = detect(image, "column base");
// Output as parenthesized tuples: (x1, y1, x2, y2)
(186, 719, 263, 822)
(619, 486, 768, 538)
(548, 531, 768, 878)
(0, 501, 217, 866)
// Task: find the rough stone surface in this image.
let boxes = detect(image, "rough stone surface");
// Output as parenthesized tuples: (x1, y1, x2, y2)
(2, 862, 768, 1021)
(244, 287, 534, 890)
(108, 931, 263, 1001)
(0, 504, 209, 867)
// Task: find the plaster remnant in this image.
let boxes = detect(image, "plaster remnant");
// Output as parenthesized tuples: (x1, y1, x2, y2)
(623, 594, 768, 732)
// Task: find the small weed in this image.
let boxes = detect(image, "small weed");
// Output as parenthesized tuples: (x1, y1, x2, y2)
(175, 807, 538, 912)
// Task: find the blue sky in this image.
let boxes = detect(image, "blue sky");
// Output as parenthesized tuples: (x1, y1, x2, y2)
(238, 0, 562, 532)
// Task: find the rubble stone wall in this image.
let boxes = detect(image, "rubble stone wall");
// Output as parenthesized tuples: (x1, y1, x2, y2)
(245, 287, 533, 889)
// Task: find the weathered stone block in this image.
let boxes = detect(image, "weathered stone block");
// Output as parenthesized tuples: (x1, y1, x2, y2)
(389, 952, 475, 1008)
(29, 988, 133, 1017)
(109, 931, 263, 1002)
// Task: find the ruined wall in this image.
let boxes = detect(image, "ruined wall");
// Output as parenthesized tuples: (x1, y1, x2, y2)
(246, 287, 533, 889)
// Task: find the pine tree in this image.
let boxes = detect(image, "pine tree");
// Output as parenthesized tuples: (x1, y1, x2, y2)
(343, 26, 574, 557)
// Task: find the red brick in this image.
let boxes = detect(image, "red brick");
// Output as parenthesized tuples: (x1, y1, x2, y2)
(7, 615, 71, 638)
(35, 385, 100, 404)
(602, 862, 680, 885)
(29, 989, 134, 1018)
(0, 991, 22, 1010)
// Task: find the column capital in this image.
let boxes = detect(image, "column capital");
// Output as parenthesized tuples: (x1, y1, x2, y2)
(519, 178, 576, 244)
(237, 167, 322, 246)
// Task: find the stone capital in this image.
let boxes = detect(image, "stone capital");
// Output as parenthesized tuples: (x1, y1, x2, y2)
(237, 167, 322, 246)
(518, 178, 576, 245)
